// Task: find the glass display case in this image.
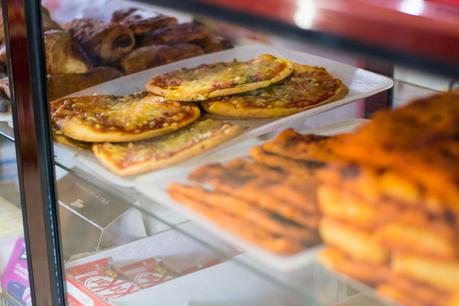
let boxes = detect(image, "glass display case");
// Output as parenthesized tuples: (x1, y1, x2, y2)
(0, 0, 458, 305)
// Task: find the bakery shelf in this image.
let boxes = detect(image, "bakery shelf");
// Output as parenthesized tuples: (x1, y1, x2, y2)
(1, 0, 457, 305)
(58, 168, 388, 306)
(56, 168, 324, 306)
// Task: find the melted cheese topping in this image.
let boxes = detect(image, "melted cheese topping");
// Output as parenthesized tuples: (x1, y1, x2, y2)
(96, 119, 238, 168)
(51, 92, 197, 133)
(149, 54, 291, 99)
(204, 64, 345, 109)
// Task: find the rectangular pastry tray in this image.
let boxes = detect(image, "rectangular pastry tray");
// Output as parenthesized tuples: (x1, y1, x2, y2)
(54, 44, 392, 187)
(134, 119, 368, 271)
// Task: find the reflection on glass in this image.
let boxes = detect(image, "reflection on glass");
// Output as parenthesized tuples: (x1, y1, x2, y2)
(294, 0, 317, 29)
(0, 140, 29, 306)
(399, 0, 425, 16)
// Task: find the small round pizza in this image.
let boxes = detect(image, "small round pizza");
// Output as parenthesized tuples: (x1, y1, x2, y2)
(145, 54, 294, 101)
(201, 64, 348, 118)
(50, 92, 200, 142)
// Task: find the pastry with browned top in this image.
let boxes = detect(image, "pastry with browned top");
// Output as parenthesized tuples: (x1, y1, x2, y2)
(140, 22, 208, 46)
(202, 64, 348, 118)
(93, 119, 243, 176)
(111, 8, 177, 35)
(120, 43, 204, 74)
(50, 92, 200, 142)
(146, 54, 294, 101)
(64, 18, 135, 64)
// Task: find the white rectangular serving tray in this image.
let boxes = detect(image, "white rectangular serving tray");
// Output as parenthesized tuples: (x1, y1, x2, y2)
(54, 44, 392, 187)
(134, 119, 368, 271)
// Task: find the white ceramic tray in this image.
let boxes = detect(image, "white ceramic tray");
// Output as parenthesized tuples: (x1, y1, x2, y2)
(54, 44, 392, 187)
(134, 119, 368, 271)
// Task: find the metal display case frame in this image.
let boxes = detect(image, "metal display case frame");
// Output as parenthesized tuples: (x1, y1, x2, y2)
(1, 1, 458, 305)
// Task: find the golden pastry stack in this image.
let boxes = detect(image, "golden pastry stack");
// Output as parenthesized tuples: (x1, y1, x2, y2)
(168, 129, 343, 255)
(318, 90, 459, 306)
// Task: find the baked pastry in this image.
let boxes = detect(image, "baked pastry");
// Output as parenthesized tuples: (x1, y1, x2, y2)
(0, 30, 92, 75)
(392, 255, 459, 292)
(316, 91, 459, 306)
(64, 18, 135, 64)
(120, 43, 204, 74)
(319, 247, 389, 285)
(146, 54, 294, 101)
(334, 90, 459, 208)
(140, 22, 208, 46)
(189, 159, 319, 227)
(320, 218, 389, 265)
(202, 64, 348, 118)
(93, 119, 243, 176)
(259, 129, 343, 162)
(111, 8, 177, 35)
(53, 132, 92, 151)
(169, 183, 310, 255)
(47, 66, 124, 100)
(168, 183, 320, 255)
(197, 35, 233, 53)
(166, 127, 339, 255)
(377, 276, 459, 306)
(43, 30, 92, 74)
(50, 92, 200, 142)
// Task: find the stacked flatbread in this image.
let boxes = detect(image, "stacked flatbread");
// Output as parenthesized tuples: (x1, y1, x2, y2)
(318, 90, 459, 306)
(168, 129, 344, 255)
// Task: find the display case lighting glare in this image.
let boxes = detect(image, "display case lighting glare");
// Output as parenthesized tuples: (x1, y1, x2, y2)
(399, 0, 425, 16)
(294, 0, 317, 29)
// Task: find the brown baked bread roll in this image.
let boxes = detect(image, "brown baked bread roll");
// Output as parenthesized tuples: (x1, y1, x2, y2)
(44, 30, 92, 74)
(120, 43, 204, 74)
(0, 30, 91, 73)
(197, 35, 233, 53)
(47, 66, 123, 100)
(111, 8, 177, 36)
(140, 22, 208, 46)
(64, 18, 135, 64)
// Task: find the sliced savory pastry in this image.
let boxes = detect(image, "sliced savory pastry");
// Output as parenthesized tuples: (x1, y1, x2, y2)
(202, 64, 348, 118)
(50, 92, 200, 143)
(93, 119, 243, 176)
(145, 54, 294, 101)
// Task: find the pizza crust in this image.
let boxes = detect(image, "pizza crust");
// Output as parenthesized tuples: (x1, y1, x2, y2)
(145, 54, 294, 101)
(59, 107, 200, 143)
(202, 78, 348, 118)
(53, 133, 92, 151)
(93, 123, 243, 176)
